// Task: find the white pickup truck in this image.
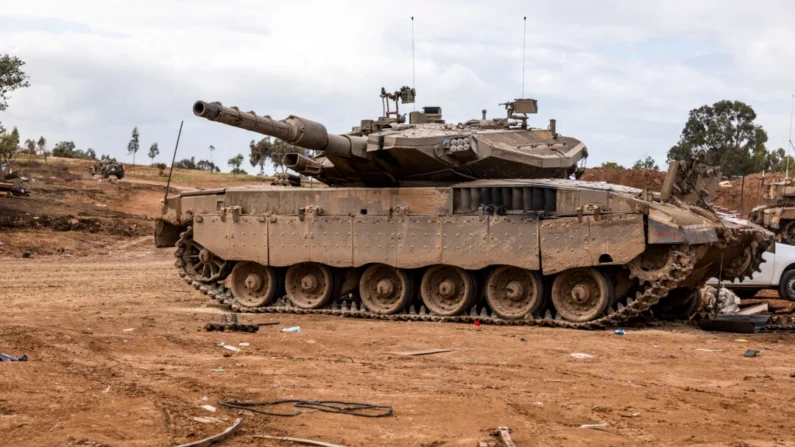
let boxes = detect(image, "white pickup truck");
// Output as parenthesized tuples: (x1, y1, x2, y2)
(710, 242, 795, 300)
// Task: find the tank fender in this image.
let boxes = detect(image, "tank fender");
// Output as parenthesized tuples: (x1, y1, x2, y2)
(647, 216, 719, 244)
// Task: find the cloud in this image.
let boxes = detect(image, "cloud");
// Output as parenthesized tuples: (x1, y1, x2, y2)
(1, 0, 794, 172)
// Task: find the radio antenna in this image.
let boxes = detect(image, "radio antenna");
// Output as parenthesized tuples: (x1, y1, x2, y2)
(164, 120, 184, 202)
(522, 16, 527, 98)
(411, 16, 416, 111)
(788, 94, 794, 180)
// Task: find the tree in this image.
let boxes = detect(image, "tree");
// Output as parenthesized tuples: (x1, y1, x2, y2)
(228, 153, 245, 176)
(249, 137, 273, 174)
(197, 159, 220, 172)
(209, 145, 216, 173)
(85, 148, 97, 160)
(0, 54, 30, 132)
(667, 100, 768, 177)
(148, 142, 160, 165)
(52, 141, 77, 158)
(599, 161, 625, 170)
(631, 156, 659, 170)
(0, 127, 20, 162)
(37, 136, 48, 163)
(24, 138, 35, 161)
(127, 127, 140, 168)
(173, 157, 197, 170)
(155, 162, 167, 176)
(270, 138, 311, 173)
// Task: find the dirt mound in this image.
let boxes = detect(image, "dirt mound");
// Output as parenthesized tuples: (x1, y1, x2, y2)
(0, 159, 160, 256)
(582, 168, 784, 216)
(0, 212, 149, 237)
(581, 167, 664, 190)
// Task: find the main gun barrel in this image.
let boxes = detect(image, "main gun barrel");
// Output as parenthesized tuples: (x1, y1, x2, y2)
(193, 100, 365, 159)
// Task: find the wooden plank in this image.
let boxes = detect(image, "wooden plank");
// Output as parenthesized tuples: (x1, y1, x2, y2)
(737, 303, 769, 315)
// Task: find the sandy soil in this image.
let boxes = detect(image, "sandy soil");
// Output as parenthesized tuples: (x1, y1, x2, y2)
(2, 247, 795, 447)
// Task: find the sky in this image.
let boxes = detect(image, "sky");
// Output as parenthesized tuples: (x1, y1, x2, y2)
(1, 0, 794, 173)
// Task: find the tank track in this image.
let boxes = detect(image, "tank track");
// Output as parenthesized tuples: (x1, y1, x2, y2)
(760, 316, 795, 332)
(174, 227, 698, 330)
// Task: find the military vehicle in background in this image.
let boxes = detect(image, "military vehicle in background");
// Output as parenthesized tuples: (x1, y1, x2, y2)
(155, 88, 773, 329)
(0, 163, 30, 196)
(89, 158, 125, 180)
(749, 180, 795, 244)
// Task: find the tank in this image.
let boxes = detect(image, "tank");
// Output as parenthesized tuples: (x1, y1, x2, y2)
(749, 179, 795, 244)
(156, 89, 773, 329)
(89, 158, 125, 180)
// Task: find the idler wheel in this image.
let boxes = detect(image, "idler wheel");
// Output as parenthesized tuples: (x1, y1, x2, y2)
(551, 267, 613, 322)
(285, 262, 336, 309)
(229, 262, 282, 308)
(485, 266, 544, 319)
(420, 265, 476, 316)
(180, 232, 230, 282)
(359, 264, 415, 315)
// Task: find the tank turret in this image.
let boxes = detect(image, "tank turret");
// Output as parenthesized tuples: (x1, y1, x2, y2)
(192, 88, 587, 187)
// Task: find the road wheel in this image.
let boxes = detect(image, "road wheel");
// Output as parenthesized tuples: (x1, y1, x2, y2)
(783, 221, 795, 245)
(359, 264, 415, 315)
(420, 265, 476, 316)
(778, 269, 795, 301)
(229, 262, 282, 308)
(551, 267, 613, 322)
(485, 266, 544, 319)
(285, 262, 337, 309)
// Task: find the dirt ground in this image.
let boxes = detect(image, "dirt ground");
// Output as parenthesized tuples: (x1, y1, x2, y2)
(582, 167, 785, 217)
(3, 158, 795, 446)
(3, 247, 795, 447)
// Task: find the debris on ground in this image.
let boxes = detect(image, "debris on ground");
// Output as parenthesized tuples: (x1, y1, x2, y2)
(383, 348, 452, 356)
(698, 315, 771, 333)
(202, 404, 217, 412)
(614, 329, 625, 335)
(282, 326, 301, 333)
(570, 353, 593, 359)
(744, 349, 760, 358)
(738, 303, 769, 316)
(490, 426, 517, 447)
(703, 286, 741, 314)
(0, 352, 28, 362)
(173, 417, 242, 447)
(217, 343, 240, 352)
(205, 313, 259, 333)
(253, 434, 348, 447)
(217, 399, 393, 418)
(192, 417, 226, 424)
(580, 422, 609, 429)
